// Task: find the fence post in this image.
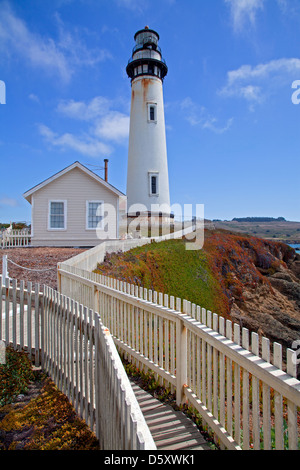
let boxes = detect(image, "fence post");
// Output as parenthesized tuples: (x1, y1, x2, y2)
(57, 265, 62, 293)
(2, 255, 8, 284)
(176, 316, 187, 407)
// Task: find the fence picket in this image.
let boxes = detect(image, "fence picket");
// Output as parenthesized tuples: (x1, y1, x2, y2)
(226, 320, 233, 438)
(34, 283, 40, 366)
(242, 328, 250, 450)
(219, 317, 225, 431)
(251, 332, 260, 450)
(27, 281, 32, 360)
(5, 278, 10, 345)
(213, 313, 218, 420)
(287, 348, 298, 450)
(12, 278, 17, 349)
(262, 337, 271, 450)
(234, 323, 241, 446)
(273, 342, 284, 450)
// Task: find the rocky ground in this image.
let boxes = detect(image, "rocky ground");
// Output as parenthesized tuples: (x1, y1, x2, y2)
(0, 247, 86, 290)
(230, 248, 300, 353)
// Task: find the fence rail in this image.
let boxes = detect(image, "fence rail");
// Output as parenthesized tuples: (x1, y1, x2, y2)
(1, 229, 31, 249)
(0, 275, 156, 450)
(58, 263, 300, 451)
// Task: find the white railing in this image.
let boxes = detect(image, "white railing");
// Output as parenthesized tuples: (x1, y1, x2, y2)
(58, 263, 300, 451)
(59, 221, 202, 271)
(1, 229, 31, 248)
(0, 276, 156, 451)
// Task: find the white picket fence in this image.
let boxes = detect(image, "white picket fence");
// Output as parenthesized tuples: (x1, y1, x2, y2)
(58, 263, 300, 451)
(0, 229, 31, 248)
(0, 276, 156, 450)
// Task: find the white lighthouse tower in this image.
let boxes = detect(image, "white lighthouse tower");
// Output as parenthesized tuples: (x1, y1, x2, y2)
(126, 27, 171, 223)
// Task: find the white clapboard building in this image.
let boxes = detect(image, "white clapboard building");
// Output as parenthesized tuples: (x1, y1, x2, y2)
(23, 161, 125, 247)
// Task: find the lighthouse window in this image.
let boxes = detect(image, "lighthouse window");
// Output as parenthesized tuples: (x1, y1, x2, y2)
(148, 103, 157, 122)
(152, 176, 157, 194)
(150, 106, 155, 121)
(149, 173, 159, 196)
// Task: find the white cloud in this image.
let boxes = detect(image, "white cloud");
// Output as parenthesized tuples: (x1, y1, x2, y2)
(57, 96, 130, 142)
(39, 96, 130, 157)
(219, 58, 300, 105)
(202, 117, 234, 134)
(28, 93, 40, 103)
(225, 0, 265, 32)
(276, 0, 299, 15)
(180, 97, 233, 134)
(39, 124, 112, 158)
(0, 3, 110, 82)
(115, 0, 148, 12)
(57, 97, 112, 121)
(94, 112, 130, 142)
(0, 197, 19, 207)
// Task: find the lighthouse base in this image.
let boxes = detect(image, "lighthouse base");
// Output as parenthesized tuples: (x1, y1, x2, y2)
(125, 211, 175, 239)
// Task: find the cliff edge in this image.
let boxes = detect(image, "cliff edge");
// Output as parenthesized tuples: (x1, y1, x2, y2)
(95, 230, 300, 357)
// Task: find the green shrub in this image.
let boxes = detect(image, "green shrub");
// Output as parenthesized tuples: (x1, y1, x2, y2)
(0, 346, 34, 406)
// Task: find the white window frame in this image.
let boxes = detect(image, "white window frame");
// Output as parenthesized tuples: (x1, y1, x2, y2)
(147, 102, 157, 123)
(148, 172, 159, 197)
(48, 200, 67, 231)
(86, 200, 104, 230)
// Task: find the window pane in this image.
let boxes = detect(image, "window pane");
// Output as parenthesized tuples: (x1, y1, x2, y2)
(50, 215, 64, 229)
(151, 176, 157, 195)
(150, 106, 155, 121)
(51, 202, 64, 215)
(88, 202, 103, 228)
(50, 202, 65, 228)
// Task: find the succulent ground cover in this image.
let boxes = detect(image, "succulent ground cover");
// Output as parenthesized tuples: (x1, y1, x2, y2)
(0, 347, 99, 450)
(95, 229, 296, 316)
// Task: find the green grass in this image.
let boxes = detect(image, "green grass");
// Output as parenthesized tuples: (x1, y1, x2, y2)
(96, 238, 228, 315)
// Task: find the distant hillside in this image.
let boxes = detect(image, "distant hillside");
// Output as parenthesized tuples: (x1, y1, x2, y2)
(232, 217, 286, 223)
(95, 230, 300, 356)
(213, 219, 300, 244)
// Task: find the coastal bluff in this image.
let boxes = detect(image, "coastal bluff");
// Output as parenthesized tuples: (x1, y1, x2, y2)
(95, 230, 300, 366)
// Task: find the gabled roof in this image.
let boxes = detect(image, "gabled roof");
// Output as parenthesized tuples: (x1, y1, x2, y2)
(23, 161, 125, 203)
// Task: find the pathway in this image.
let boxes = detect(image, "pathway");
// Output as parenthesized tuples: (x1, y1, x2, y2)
(131, 381, 211, 451)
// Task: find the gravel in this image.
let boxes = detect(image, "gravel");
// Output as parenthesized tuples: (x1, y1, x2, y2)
(0, 247, 87, 290)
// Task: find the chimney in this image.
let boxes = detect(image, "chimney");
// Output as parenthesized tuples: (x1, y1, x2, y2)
(104, 159, 108, 182)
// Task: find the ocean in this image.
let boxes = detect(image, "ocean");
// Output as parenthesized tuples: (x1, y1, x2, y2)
(289, 244, 300, 252)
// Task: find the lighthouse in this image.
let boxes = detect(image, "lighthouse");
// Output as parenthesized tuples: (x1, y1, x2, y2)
(126, 27, 171, 223)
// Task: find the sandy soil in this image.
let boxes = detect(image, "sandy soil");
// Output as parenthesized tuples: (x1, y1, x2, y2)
(0, 247, 87, 290)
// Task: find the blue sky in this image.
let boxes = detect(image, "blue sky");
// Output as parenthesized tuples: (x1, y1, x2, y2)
(0, 0, 300, 223)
